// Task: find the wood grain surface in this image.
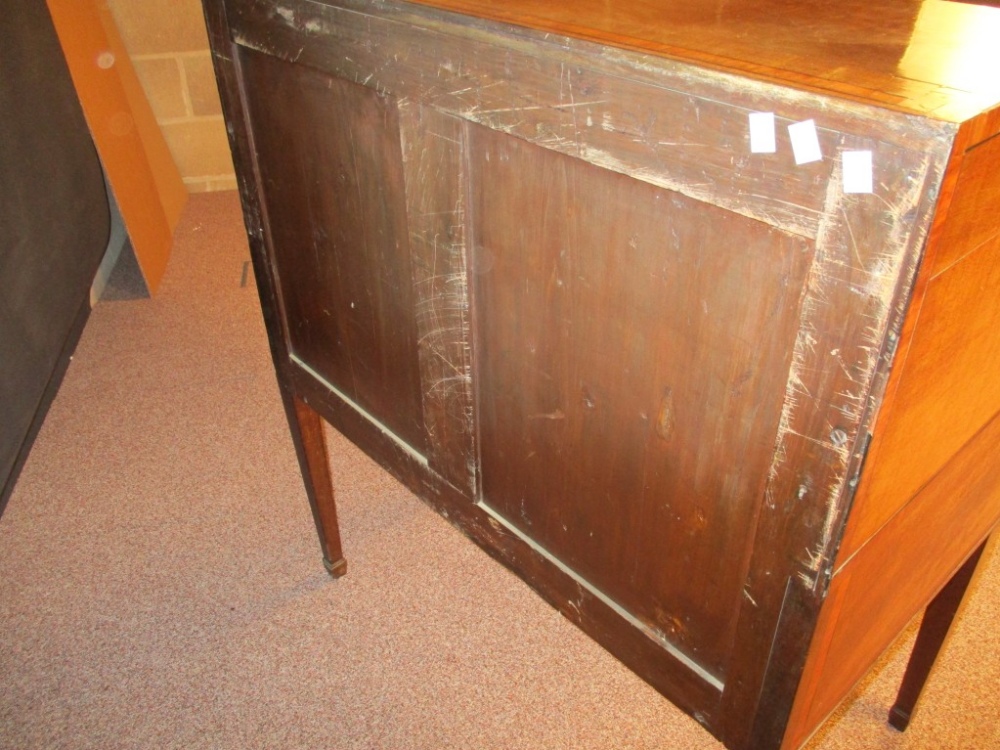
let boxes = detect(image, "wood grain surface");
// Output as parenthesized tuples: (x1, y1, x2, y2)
(471, 125, 810, 682)
(203, 0, 1000, 748)
(239, 48, 429, 454)
(401, 0, 1000, 122)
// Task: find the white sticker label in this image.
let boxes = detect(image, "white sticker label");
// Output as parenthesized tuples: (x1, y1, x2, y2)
(788, 119, 822, 165)
(749, 112, 776, 154)
(842, 150, 873, 194)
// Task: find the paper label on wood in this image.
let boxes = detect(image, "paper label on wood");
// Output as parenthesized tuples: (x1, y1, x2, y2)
(749, 112, 777, 154)
(842, 150, 873, 194)
(789, 119, 822, 165)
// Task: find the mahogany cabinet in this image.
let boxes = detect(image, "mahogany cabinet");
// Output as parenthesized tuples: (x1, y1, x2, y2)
(202, 0, 1000, 747)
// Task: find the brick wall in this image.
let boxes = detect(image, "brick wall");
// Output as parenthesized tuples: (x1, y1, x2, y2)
(107, 0, 236, 193)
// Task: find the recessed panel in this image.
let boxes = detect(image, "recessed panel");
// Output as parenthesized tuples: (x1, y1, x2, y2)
(470, 127, 813, 679)
(239, 48, 426, 453)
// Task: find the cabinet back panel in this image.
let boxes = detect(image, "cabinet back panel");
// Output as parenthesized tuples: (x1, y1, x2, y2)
(470, 126, 814, 679)
(239, 48, 428, 454)
(211, 2, 959, 742)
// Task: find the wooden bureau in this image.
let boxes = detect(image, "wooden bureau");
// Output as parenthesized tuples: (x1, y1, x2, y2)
(202, 0, 1000, 747)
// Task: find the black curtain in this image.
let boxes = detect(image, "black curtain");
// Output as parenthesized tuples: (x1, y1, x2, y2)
(0, 0, 112, 513)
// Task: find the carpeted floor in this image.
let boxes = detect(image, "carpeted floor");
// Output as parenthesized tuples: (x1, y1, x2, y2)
(1, 191, 997, 750)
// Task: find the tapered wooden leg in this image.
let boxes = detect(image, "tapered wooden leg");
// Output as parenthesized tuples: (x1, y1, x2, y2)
(283, 391, 347, 577)
(888, 537, 989, 730)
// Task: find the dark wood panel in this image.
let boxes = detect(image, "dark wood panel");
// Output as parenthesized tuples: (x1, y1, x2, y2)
(470, 126, 813, 680)
(285, 358, 726, 730)
(398, 104, 477, 494)
(238, 48, 427, 453)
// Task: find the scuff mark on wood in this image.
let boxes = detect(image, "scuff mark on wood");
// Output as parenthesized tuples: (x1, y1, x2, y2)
(656, 387, 675, 441)
(226, 0, 955, 241)
(529, 410, 566, 420)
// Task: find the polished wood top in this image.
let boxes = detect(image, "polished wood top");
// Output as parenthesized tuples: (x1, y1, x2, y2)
(406, 0, 1000, 123)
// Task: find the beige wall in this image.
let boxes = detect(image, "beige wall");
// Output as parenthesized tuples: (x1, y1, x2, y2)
(106, 0, 236, 193)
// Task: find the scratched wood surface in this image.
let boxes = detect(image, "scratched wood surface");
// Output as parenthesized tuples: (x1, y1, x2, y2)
(200, 0, 1000, 748)
(471, 125, 811, 682)
(239, 48, 428, 454)
(785, 412, 1000, 749)
(785, 92, 1000, 748)
(225, 0, 956, 237)
(398, 0, 1000, 124)
(398, 104, 477, 494)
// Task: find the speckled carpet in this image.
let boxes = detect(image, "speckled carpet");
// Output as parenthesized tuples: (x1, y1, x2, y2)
(1, 192, 997, 750)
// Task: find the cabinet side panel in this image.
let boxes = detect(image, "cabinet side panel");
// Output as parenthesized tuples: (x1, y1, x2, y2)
(722, 133, 949, 750)
(840, 130, 1000, 562)
(470, 125, 813, 680)
(931, 134, 1000, 275)
(783, 411, 1000, 750)
(841, 220, 1000, 560)
(238, 48, 428, 453)
(798, 134, 1000, 741)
